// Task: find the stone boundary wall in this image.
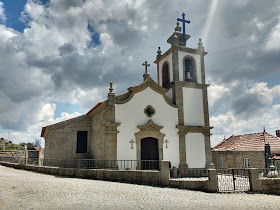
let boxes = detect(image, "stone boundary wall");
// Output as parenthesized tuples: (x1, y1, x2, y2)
(0, 161, 170, 186)
(0, 151, 25, 157)
(0, 160, 218, 192)
(249, 168, 280, 195)
(169, 169, 218, 192)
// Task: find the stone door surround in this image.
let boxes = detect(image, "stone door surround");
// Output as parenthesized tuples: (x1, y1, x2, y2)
(134, 120, 165, 162)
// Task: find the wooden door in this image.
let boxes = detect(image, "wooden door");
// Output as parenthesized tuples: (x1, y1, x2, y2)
(141, 137, 159, 170)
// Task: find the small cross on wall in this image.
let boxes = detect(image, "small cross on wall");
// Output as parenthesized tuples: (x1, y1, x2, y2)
(129, 139, 135, 149)
(164, 139, 169, 148)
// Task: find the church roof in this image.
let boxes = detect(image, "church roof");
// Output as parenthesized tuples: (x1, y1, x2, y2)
(41, 76, 176, 138)
(86, 101, 104, 115)
(212, 132, 280, 153)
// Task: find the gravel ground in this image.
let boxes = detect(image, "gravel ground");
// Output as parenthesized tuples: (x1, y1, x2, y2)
(0, 165, 279, 210)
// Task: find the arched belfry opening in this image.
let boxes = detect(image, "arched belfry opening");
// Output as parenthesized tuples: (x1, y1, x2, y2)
(184, 57, 197, 82)
(162, 62, 170, 88)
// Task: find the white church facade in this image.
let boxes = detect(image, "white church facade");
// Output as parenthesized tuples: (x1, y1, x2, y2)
(41, 21, 214, 169)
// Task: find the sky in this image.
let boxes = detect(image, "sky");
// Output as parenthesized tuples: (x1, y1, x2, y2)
(0, 0, 280, 147)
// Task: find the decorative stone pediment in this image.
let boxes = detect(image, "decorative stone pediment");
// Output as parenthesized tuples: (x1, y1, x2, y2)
(137, 120, 163, 131)
(116, 77, 177, 108)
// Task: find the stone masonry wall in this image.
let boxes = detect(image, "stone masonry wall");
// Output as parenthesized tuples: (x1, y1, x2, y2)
(212, 151, 265, 169)
(261, 178, 280, 195)
(44, 116, 91, 160)
(90, 105, 116, 160)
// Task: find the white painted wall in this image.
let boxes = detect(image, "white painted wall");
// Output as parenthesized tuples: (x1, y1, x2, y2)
(115, 87, 179, 168)
(158, 52, 173, 86)
(185, 133, 206, 168)
(183, 88, 204, 126)
(178, 51, 202, 83)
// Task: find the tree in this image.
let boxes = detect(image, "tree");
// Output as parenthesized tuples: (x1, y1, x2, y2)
(34, 139, 41, 147)
(26, 142, 34, 150)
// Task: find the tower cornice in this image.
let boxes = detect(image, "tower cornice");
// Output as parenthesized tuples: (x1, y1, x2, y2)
(154, 46, 207, 64)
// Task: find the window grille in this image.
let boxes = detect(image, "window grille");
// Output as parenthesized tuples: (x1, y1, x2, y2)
(244, 158, 250, 168)
(220, 157, 224, 168)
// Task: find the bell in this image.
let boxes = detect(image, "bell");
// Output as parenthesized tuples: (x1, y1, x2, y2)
(186, 72, 192, 80)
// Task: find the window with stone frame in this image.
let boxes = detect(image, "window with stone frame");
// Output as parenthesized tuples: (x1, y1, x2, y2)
(220, 156, 224, 168)
(76, 131, 88, 153)
(184, 57, 197, 82)
(162, 62, 170, 88)
(244, 158, 250, 168)
(144, 105, 156, 118)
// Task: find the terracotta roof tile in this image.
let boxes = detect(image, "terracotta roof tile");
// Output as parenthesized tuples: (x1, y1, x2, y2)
(86, 101, 104, 115)
(212, 132, 280, 153)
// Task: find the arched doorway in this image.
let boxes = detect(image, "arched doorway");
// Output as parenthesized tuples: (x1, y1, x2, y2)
(141, 137, 159, 170)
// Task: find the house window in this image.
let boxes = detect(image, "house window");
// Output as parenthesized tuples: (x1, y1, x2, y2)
(76, 131, 88, 153)
(220, 157, 224, 168)
(162, 62, 170, 88)
(184, 57, 196, 82)
(244, 158, 250, 168)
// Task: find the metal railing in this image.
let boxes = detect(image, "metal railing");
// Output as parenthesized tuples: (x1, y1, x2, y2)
(0, 157, 160, 171)
(216, 168, 250, 192)
(170, 168, 209, 179)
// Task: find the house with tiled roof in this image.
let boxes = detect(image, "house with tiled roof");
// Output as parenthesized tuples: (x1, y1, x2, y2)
(212, 130, 280, 169)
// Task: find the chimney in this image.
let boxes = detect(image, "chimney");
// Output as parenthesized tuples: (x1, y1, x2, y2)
(276, 129, 280, 138)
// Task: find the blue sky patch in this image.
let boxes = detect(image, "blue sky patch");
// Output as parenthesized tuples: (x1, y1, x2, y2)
(1, 0, 27, 32)
(87, 22, 101, 47)
(53, 102, 84, 119)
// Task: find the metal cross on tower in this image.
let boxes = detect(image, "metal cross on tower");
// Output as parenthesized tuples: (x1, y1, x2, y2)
(177, 13, 191, 39)
(142, 61, 150, 74)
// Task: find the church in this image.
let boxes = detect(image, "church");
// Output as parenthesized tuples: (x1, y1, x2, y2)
(41, 15, 214, 169)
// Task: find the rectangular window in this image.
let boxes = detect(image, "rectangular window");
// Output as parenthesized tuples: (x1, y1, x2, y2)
(244, 158, 250, 168)
(76, 131, 88, 153)
(220, 157, 224, 168)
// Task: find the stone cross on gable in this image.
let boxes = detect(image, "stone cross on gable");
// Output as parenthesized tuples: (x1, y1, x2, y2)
(164, 139, 169, 148)
(142, 61, 150, 74)
(129, 139, 135, 149)
(177, 13, 190, 39)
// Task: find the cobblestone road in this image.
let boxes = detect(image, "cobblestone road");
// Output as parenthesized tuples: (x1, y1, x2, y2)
(0, 165, 280, 210)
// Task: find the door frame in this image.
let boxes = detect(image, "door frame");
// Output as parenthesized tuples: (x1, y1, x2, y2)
(141, 137, 159, 161)
(134, 120, 165, 162)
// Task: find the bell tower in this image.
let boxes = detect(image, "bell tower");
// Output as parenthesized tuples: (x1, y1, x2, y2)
(154, 14, 214, 169)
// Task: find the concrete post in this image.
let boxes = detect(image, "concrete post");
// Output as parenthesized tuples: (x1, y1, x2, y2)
(206, 169, 218, 192)
(172, 166, 178, 178)
(159, 161, 170, 186)
(38, 147, 44, 166)
(204, 133, 214, 169)
(24, 144, 28, 165)
(249, 168, 263, 191)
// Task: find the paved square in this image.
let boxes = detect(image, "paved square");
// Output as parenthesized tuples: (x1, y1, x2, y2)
(0, 165, 279, 209)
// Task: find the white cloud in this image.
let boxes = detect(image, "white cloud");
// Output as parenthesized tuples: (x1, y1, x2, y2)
(265, 16, 280, 51)
(0, 1, 6, 23)
(1, 0, 280, 148)
(210, 103, 280, 146)
(210, 82, 280, 146)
